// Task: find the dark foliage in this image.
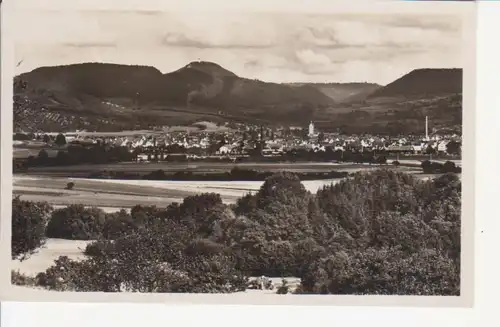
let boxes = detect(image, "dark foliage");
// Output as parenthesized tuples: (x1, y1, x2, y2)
(16, 169, 461, 295)
(88, 167, 348, 182)
(421, 160, 462, 174)
(55, 133, 67, 146)
(46, 205, 107, 240)
(11, 197, 52, 259)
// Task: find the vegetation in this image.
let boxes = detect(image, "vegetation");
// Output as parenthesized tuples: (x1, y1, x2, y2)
(14, 64, 462, 135)
(421, 160, 462, 174)
(88, 167, 349, 182)
(11, 197, 52, 260)
(46, 205, 107, 240)
(11, 170, 461, 295)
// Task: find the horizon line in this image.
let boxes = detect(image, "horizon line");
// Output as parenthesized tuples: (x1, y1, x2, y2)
(14, 60, 464, 86)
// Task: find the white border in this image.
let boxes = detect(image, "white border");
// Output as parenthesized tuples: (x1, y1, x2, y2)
(1, 0, 492, 323)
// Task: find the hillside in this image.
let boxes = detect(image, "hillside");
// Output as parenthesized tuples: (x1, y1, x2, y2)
(14, 63, 462, 134)
(308, 68, 463, 135)
(287, 82, 381, 103)
(367, 68, 462, 100)
(14, 62, 337, 132)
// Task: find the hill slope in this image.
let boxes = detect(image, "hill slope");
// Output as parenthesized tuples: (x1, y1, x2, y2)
(14, 61, 337, 132)
(14, 64, 462, 134)
(287, 82, 382, 103)
(367, 68, 462, 100)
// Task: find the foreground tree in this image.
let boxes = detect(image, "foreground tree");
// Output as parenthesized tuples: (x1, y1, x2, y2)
(11, 197, 52, 259)
(23, 170, 461, 295)
(46, 205, 107, 240)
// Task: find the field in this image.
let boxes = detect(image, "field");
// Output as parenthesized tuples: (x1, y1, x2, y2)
(13, 175, 346, 208)
(13, 161, 438, 209)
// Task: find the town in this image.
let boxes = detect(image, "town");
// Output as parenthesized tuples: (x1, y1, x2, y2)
(13, 117, 461, 167)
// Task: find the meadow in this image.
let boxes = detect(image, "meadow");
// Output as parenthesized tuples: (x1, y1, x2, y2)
(13, 175, 346, 208)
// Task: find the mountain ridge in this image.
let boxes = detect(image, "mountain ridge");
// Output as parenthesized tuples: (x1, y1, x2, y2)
(14, 62, 463, 134)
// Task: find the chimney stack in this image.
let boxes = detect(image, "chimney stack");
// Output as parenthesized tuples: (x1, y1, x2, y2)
(425, 116, 429, 140)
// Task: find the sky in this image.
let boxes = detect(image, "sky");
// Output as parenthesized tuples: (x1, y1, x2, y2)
(10, 6, 464, 85)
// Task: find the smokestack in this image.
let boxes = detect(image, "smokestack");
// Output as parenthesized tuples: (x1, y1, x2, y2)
(425, 116, 429, 140)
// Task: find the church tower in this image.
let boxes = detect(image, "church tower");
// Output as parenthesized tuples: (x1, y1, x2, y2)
(308, 121, 315, 137)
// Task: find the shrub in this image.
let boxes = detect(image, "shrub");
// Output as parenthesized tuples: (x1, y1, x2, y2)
(46, 205, 107, 240)
(392, 160, 400, 166)
(11, 197, 52, 259)
(65, 182, 75, 190)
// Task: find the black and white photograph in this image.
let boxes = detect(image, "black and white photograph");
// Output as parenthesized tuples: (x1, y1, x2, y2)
(3, 0, 474, 303)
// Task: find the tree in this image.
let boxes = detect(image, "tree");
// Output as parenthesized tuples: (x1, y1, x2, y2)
(11, 197, 52, 259)
(101, 210, 137, 240)
(46, 205, 107, 240)
(42, 134, 50, 143)
(443, 161, 457, 173)
(22, 169, 461, 295)
(55, 133, 67, 146)
(446, 141, 461, 155)
(298, 247, 459, 295)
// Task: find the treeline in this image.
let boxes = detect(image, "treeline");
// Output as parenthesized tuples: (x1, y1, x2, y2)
(14, 145, 390, 173)
(13, 144, 135, 172)
(87, 167, 349, 181)
(421, 160, 461, 174)
(12, 169, 461, 295)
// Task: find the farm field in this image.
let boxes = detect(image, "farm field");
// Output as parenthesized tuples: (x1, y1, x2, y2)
(12, 166, 439, 210)
(12, 175, 346, 208)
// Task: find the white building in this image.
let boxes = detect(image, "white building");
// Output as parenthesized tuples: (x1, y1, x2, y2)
(308, 121, 315, 137)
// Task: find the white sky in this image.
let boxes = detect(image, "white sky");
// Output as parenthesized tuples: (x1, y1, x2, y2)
(9, 1, 465, 85)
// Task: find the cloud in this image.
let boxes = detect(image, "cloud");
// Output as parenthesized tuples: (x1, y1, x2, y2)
(162, 32, 273, 49)
(62, 41, 117, 48)
(295, 49, 332, 67)
(12, 10, 464, 84)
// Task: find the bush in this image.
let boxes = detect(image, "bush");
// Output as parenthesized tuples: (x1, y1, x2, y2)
(11, 197, 52, 259)
(65, 182, 75, 190)
(46, 205, 107, 240)
(392, 160, 400, 166)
